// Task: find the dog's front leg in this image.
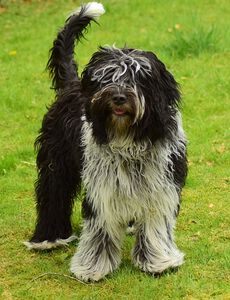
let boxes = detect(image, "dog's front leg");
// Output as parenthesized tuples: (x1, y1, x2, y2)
(132, 190, 184, 275)
(70, 207, 123, 282)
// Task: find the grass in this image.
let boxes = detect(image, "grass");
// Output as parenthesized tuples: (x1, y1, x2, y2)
(0, 0, 229, 299)
(165, 25, 219, 59)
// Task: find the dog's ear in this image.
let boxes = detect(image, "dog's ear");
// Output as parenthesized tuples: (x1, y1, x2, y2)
(84, 94, 109, 145)
(134, 51, 180, 143)
(145, 51, 180, 107)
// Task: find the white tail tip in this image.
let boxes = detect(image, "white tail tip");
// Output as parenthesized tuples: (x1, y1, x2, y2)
(73, 2, 105, 20)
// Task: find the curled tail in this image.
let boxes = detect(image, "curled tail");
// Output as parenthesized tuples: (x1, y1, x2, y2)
(47, 2, 105, 91)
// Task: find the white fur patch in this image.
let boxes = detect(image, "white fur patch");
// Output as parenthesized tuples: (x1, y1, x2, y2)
(81, 116, 185, 219)
(23, 235, 77, 250)
(92, 47, 151, 84)
(133, 245, 184, 274)
(72, 2, 105, 20)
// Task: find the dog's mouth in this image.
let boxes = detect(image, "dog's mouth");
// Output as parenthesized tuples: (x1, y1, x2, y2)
(112, 104, 132, 117)
(113, 108, 127, 116)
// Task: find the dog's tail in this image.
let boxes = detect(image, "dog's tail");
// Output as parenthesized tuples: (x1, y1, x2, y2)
(47, 2, 105, 91)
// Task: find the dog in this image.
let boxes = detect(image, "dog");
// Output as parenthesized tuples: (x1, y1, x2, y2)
(24, 2, 188, 282)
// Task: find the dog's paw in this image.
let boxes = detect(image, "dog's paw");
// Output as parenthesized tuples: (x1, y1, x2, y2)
(72, 270, 105, 283)
(23, 235, 77, 250)
(70, 251, 120, 282)
(133, 249, 184, 275)
(70, 265, 108, 283)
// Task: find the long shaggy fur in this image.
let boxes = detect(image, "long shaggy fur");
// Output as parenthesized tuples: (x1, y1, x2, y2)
(25, 2, 188, 282)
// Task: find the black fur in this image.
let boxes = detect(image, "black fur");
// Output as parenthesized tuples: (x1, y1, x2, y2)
(30, 85, 83, 242)
(47, 7, 96, 90)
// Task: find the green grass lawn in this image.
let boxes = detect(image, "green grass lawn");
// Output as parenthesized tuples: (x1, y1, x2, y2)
(0, 0, 229, 299)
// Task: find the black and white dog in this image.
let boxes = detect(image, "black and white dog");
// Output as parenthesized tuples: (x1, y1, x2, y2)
(25, 2, 187, 282)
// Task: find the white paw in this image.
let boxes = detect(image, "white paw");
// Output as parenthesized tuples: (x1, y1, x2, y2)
(71, 267, 106, 282)
(23, 235, 77, 250)
(133, 249, 184, 275)
(70, 261, 110, 282)
(70, 251, 120, 282)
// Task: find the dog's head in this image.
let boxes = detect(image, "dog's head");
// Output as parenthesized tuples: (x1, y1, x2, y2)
(81, 47, 180, 145)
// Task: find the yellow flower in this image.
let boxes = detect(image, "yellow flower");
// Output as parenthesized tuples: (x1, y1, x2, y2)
(9, 50, 17, 56)
(174, 24, 181, 30)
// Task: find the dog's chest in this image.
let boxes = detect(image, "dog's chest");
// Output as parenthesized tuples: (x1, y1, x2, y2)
(84, 149, 147, 196)
(81, 123, 169, 203)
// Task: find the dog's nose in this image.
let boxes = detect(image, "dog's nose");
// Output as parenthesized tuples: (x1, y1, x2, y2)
(112, 94, 127, 105)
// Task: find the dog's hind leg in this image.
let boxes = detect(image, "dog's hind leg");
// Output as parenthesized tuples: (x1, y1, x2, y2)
(132, 188, 184, 275)
(24, 162, 78, 250)
(24, 95, 82, 250)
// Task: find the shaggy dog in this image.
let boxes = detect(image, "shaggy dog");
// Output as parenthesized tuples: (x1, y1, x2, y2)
(24, 2, 187, 282)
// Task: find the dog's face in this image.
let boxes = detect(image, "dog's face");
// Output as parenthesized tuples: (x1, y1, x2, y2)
(90, 84, 142, 139)
(81, 47, 180, 145)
